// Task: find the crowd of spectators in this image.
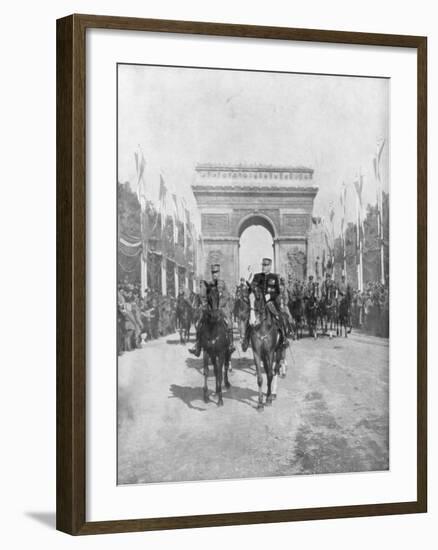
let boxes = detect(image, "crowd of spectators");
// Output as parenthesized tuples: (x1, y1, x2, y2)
(284, 277, 389, 338)
(117, 276, 389, 354)
(350, 281, 389, 337)
(117, 279, 178, 354)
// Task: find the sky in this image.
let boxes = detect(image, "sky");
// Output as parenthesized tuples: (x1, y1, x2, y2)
(118, 63, 389, 233)
(239, 226, 274, 278)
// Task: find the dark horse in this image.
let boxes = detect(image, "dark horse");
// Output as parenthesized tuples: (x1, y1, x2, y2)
(191, 293, 203, 329)
(337, 292, 351, 338)
(289, 292, 305, 340)
(200, 286, 231, 407)
(177, 299, 192, 344)
(320, 294, 337, 338)
(305, 295, 319, 339)
(248, 288, 282, 410)
(234, 290, 251, 346)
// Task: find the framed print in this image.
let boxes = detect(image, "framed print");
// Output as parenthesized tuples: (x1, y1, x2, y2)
(56, 14, 427, 535)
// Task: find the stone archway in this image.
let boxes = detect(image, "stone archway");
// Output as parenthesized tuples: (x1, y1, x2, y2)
(192, 163, 318, 287)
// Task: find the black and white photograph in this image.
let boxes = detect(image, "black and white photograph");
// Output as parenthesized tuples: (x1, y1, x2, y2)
(117, 63, 390, 485)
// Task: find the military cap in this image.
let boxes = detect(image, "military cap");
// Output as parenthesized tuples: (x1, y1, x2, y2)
(262, 258, 272, 265)
(211, 264, 220, 273)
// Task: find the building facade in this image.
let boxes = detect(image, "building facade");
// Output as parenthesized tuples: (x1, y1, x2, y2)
(192, 163, 319, 287)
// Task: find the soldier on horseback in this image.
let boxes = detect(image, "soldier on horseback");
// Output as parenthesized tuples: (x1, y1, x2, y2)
(336, 274, 351, 299)
(320, 271, 336, 299)
(189, 264, 236, 357)
(241, 258, 289, 352)
(336, 274, 352, 335)
(304, 274, 318, 300)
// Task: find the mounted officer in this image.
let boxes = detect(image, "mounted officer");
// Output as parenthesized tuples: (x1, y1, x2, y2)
(235, 277, 250, 306)
(241, 258, 289, 352)
(304, 275, 318, 300)
(320, 271, 336, 300)
(279, 276, 294, 328)
(189, 264, 235, 357)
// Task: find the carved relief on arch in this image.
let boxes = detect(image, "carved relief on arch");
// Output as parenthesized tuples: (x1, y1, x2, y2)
(201, 213, 230, 236)
(285, 247, 306, 281)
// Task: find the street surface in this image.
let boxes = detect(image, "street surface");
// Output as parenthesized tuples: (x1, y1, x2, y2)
(118, 329, 389, 484)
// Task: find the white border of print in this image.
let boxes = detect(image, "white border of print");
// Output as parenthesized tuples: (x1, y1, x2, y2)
(86, 28, 417, 522)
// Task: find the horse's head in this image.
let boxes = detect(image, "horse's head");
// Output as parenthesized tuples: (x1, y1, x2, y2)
(251, 283, 262, 300)
(207, 284, 220, 311)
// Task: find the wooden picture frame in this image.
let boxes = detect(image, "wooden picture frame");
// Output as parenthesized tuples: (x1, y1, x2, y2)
(56, 13, 427, 535)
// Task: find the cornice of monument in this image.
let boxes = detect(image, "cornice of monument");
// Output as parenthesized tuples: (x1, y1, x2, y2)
(195, 162, 314, 174)
(193, 162, 318, 192)
(192, 185, 319, 195)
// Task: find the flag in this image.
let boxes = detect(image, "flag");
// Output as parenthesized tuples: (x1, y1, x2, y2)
(134, 147, 146, 207)
(373, 138, 385, 226)
(373, 138, 386, 284)
(321, 216, 333, 248)
(373, 138, 385, 185)
(158, 174, 168, 231)
(171, 193, 181, 221)
(329, 203, 335, 223)
(353, 173, 366, 233)
(339, 182, 347, 236)
(170, 193, 180, 242)
(353, 175, 364, 211)
(339, 182, 347, 276)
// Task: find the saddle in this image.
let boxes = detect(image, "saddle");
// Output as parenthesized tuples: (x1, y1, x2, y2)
(252, 295, 281, 327)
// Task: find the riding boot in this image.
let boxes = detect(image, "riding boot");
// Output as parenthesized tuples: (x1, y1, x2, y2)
(280, 328, 290, 349)
(279, 318, 289, 349)
(188, 327, 202, 357)
(227, 329, 235, 355)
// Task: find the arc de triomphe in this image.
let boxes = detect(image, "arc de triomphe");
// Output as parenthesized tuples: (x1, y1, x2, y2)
(192, 163, 319, 288)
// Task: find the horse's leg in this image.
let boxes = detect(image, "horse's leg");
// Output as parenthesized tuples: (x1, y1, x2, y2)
(253, 349, 264, 411)
(214, 355, 224, 407)
(273, 349, 282, 397)
(228, 328, 233, 372)
(265, 351, 274, 406)
(224, 350, 231, 389)
(239, 319, 247, 350)
(203, 352, 209, 403)
(272, 366, 279, 399)
(280, 347, 287, 379)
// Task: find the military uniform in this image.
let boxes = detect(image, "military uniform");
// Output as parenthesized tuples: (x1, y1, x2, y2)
(189, 265, 235, 357)
(241, 258, 289, 351)
(304, 278, 318, 300)
(279, 281, 293, 328)
(251, 271, 281, 304)
(320, 276, 336, 300)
